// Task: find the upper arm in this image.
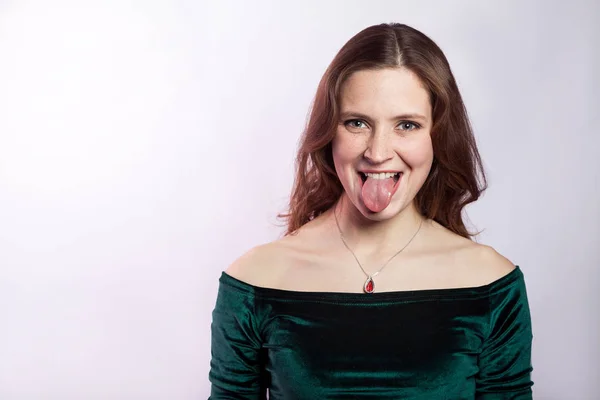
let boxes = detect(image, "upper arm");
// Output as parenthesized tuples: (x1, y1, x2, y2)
(475, 254, 533, 398)
(210, 246, 273, 399)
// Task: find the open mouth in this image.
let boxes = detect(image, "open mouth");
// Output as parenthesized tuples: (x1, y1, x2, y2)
(358, 171, 402, 184)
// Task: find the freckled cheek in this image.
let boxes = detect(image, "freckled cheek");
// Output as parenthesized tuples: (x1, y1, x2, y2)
(399, 139, 434, 170)
(332, 136, 365, 162)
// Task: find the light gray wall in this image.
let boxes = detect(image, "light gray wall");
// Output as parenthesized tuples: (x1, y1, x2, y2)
(0, 0, 598, 398)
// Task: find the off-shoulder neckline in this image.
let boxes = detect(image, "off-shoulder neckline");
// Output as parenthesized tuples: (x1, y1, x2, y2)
(219, 265, 524, 302)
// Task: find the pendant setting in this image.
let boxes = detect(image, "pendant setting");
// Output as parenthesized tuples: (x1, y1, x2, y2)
(363, 276, 375, 293)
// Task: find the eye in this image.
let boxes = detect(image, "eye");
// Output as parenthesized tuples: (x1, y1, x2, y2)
(344, 119, 368, 130)
(398, 121, 420, 131)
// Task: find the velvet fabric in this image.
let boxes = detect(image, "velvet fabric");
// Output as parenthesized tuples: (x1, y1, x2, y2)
(209, 266, 533, 399)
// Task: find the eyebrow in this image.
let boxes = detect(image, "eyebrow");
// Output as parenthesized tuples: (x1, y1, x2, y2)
(339, 111, 429, 122)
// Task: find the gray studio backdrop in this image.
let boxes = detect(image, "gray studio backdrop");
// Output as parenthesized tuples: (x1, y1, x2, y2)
(0, 1, 598, 399)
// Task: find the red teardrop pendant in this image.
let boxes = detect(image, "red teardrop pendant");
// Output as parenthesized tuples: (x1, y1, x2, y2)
(364, 277, 375, 293)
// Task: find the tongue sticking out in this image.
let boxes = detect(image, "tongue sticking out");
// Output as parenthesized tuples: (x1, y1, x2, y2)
(361, 175, 397, 213)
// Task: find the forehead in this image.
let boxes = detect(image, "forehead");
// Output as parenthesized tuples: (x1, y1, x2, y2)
(339, 68, 431, 119)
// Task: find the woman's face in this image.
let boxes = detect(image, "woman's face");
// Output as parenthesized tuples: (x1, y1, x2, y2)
(332, 67, 434, 220)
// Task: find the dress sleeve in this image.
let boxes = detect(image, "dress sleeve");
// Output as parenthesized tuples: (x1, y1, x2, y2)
(475, 269, 534, 399)
(208, 278, 267, 399)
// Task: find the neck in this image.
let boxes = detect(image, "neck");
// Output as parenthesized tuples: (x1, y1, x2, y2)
(332, 195, 425, 259)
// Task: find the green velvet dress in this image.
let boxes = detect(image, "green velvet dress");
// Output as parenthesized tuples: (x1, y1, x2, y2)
(209, 266, 533, 399)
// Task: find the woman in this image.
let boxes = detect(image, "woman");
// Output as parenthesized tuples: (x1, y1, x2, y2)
(209, 22, 533, 399)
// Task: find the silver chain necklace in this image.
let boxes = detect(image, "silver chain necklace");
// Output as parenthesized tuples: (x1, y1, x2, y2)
(333, 201, 423, 293)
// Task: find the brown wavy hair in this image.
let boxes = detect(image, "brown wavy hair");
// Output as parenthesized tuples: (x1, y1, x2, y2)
(277, 22, 487, 239)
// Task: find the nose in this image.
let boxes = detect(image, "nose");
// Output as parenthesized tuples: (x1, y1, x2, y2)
(363, 128, 393, 164)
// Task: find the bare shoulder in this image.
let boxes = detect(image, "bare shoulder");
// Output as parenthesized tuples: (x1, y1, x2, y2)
(426, 220, 516, 287)
(224, 215, 331, 289)
(224, 240, 291, 288)
(460, 242, 517, 287)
